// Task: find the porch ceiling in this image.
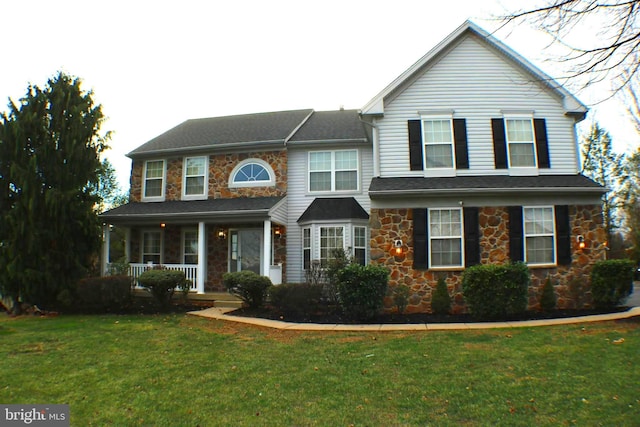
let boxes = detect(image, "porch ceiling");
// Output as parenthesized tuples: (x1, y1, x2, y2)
(100, 196, 285, 225)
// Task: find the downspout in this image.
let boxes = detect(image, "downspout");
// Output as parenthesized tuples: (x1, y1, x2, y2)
(359, 114, 380, 177)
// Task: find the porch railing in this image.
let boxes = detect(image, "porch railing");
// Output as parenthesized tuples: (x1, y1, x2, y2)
(128, 263, 198, 291)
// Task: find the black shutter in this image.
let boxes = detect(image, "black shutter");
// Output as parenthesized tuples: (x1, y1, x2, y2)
(491, 118, 508, 169)
(413, 208, 428, 269)
(534, 118, 550, 168)
(508, 206, 524, 262)
(555, 205, 571, 265)
(453, 118, 469, 169)
(464, 207, 480, 267)
(408, 120, 423, 171)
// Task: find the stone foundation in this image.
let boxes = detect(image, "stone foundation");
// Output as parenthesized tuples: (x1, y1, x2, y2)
(370, 205, 606, 314)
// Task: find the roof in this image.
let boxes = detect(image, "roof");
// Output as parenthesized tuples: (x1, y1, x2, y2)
(128, 109, 313, 157)
(287, 109, 368, 143)
(100, 196, 284, 223)
(361, 20, 587, 118)
(297, 197, 369, 223)
(369, 175, 605, 197)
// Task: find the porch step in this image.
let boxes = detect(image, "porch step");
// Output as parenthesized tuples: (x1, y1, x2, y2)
(206, 292, 244, 309)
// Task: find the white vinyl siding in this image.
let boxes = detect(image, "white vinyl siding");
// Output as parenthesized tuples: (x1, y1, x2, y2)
(375, 35, 579, 177)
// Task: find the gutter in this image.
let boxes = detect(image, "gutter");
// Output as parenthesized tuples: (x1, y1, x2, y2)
(369, 186, 607, 198)
(127, 139, 286, 159)
(359, 114, 380, 177)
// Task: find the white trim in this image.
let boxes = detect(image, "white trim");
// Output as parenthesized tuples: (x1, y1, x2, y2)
(182, 156, 208, 200)
(307, 149, 360, 193)
(427, 208, 464, 268)
(142, 159, 166, 202)
(420, 115, 456, 174)
(228, 158, 276, 188)
(141, 229, 164, 264)
(523, 205, 557, 266)
(503, 116, 538, 172)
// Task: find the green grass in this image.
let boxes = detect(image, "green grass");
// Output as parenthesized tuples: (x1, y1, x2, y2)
(1, 313, 639, 426)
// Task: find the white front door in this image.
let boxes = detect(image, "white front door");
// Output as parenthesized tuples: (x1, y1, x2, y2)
(229, 229, 263, 274)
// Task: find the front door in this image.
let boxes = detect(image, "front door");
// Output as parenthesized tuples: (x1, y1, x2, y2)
(229, 229, 263, 274)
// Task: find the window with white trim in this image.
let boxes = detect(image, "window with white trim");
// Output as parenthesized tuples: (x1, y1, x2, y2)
(319, 226, 344, 267)
(505, 118, 537, 167)
(422, 118, 455, 169)
(142, 231, 162, 264)
(309, 150, 358, 192)
(182, 229, 198, 264)
(524, 206, 555, 264)
(183, 156, 207, 198)
(429, 208, 463, 267)
(302, 228, 311, 270)
(230, 159, 275, 188)
(353, 226, 367, 265)
(143, 160, 165, 200)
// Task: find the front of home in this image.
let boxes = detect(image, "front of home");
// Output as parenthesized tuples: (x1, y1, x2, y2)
(100, 20, 606, 312)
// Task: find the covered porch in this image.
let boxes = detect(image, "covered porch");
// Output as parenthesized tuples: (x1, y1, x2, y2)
(99, 197, 287, 294)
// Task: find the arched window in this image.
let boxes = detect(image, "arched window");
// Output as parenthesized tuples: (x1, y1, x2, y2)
(229, 159, 275, 188)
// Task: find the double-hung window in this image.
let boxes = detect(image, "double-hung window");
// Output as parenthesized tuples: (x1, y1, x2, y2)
(353, 226, 367, 265)
(142, 231, 162, 264)
(524, 206, 555, 264)
(302, 228, 311, 270)
(429, 208, 463, 268)
(319, 226, 344, 267)
(182, 229, 198, 264)
(183, 156, 207, 198)
(309, 150, 358, 192)
(422, 118, 455, 169)
(505, 118, 537, 168)
(143, 160, 165, 200)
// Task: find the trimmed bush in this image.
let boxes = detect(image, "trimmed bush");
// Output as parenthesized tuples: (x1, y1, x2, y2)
(462, 262, 530, 320)
(431, 277, 452, 315)
(539, 276, 557, 312)
(393, 285, 410, 314)
(223, 271, 272, 309)
(269, 283, 323, 317)
(591, 259, 635, 309)
(337, 264, 389, 321)
(138, 269, 188, 310)
(74, 275, 133, 312)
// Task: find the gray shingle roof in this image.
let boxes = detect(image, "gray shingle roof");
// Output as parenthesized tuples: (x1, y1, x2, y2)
(297, 197, 369, 223)
(288, 109, 368, 142)
(369, 175, 605, 196)
(100, 196, 284, 222)
(128, 110, 313, 157)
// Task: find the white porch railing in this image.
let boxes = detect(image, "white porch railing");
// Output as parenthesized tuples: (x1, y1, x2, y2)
(128, 263, 198, 291)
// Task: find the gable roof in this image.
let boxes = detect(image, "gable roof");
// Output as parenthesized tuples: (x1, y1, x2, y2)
(287, 109, 368, 144)
(297, 197, 369, 223)
(128, 109, 313, 158)
(361, 20, 587, 119)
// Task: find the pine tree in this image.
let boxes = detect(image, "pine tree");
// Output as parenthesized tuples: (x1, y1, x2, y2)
(0, 72, 110, 312)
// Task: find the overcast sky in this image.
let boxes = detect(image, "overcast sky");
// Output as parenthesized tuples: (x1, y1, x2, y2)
(2, 0, 638, 189)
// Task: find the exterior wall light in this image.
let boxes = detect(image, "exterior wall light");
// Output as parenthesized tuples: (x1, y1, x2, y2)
(160, 223, 166, 228)
(577, 235, 585, 250)
(217, 229, 227, 240)
(274, 226, 283, 239)
(394, 239, 403, 255)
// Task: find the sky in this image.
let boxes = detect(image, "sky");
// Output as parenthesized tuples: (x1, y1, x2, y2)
(2, 0, 638, 189)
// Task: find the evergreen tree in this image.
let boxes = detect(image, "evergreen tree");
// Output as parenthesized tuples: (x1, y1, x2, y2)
(0, 72, 110, 312)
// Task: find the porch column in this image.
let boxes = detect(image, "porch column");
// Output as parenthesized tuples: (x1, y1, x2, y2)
(101, 224, 111, 276)
(197, 221, 206, 294)
(263, 219, 271, 277)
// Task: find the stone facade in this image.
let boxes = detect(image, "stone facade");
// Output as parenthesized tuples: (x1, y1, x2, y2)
(370, 205, 606, 314)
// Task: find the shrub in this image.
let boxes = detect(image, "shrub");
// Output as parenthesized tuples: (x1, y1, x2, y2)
(431, 277, 452, 315)
(269, 283, 323, 317)
(539, 276, 557, 312)
(223, 271, 272, 309)
(138, 269, 188, 310)
(568, 276, 588, 309)
(337, 264, 389, 321)
(393, 285, 410, 314)
(323, 248, 353, 303)
(591, 259, 635, 309)
(75, 275, 133, 312)
(462, 262, 530, 320)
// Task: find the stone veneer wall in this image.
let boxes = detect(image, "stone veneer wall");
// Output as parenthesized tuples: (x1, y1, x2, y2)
(369, 205, 606, 314)
(129, 150, 287, 202)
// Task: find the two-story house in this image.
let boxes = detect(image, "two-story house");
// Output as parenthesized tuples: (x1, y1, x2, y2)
(100, 20, 606, 312)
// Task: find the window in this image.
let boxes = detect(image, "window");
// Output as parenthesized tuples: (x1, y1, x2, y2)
(353, 226, 367, 265)
(429, 208, 463, 267)
(505, 119, 536, 167)
(183, 230, 198, 264)
(142, 231, 162, 264)
(309, 150, 358, 192)
(303, 228, 311, 270)
(319, 226, 344, 267)
(230, 159, 275, 188)
(423, 119, 454, 169)
(524, 206, 555, 264)
(183, 156, 207, 198)
(143, 160, 165, 200)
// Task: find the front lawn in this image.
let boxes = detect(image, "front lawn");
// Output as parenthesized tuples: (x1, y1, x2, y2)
(0, 313, 638, 426)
